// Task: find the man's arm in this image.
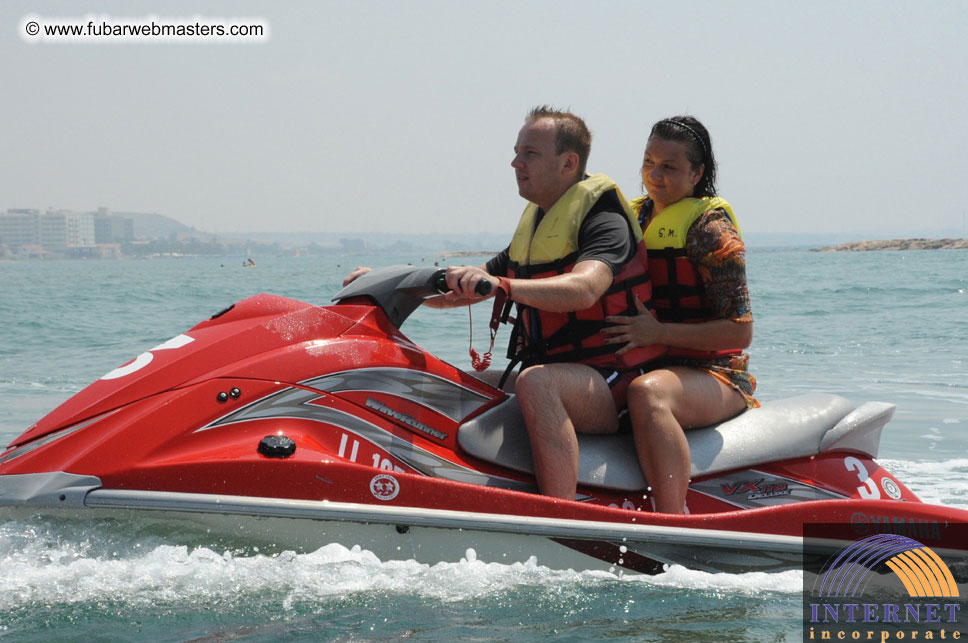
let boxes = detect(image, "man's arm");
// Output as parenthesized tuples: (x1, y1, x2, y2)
(444, 211, 628, 310)
(445, 259, 612, 312)
(501, 209, 630, 311)
(500, 260, 613, 312)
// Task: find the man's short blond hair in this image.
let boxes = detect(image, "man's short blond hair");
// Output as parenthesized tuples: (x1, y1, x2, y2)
(525, 105, 592, 176)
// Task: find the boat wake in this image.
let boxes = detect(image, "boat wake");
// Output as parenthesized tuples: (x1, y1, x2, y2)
(0, 515, 803, 617)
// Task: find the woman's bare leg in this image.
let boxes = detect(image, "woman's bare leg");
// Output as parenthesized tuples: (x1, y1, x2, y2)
(626, 366, 747, 513)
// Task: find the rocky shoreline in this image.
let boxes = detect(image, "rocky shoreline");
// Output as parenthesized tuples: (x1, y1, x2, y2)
(440, 250, 501, 257)
(811, 238, 968, 252)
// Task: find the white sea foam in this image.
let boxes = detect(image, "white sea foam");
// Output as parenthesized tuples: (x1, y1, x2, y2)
(0, 525, 803, 613)
(627, 565, 803, 594)
(880, 458, 968, 509)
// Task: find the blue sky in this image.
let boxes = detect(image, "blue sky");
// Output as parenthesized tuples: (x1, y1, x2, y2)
(2, 0, 966, 244)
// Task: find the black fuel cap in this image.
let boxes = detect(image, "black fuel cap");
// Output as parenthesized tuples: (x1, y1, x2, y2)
(258, 435, 296, 458)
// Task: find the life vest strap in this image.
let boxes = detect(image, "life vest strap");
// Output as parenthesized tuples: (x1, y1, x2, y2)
(511, 317, 612, 362)
(603, 271, 654, 301)
(647, 247, 687, 260)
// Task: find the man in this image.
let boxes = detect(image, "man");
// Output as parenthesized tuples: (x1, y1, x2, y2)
(444, 106, 663, 499)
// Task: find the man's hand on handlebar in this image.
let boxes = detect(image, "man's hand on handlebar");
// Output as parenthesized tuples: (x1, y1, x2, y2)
(443, 266, 498, 301)
(343, 266, 371, 286)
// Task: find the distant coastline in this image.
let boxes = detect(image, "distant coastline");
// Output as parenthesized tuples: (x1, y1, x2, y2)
(811, 238, 968, 252)
(440, 250, 501, 257)
(5, 202, 966, 260)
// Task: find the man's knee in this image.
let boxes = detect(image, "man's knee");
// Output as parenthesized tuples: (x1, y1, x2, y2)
(515, 365, 558, 423)
(515, 365, 556, 401)
(516, 364, 545, 388)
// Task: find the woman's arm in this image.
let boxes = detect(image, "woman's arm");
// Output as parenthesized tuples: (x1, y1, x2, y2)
(603, 296, 752, 354)
(604, 208, 754, 353)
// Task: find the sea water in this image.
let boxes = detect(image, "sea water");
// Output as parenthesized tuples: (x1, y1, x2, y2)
(0, 248, 965, 641)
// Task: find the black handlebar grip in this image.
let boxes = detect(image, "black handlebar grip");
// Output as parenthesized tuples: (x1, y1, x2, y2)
(433, 273, 448, 294)
(434, 271, 494, 296)
(475, 280, 493, 296)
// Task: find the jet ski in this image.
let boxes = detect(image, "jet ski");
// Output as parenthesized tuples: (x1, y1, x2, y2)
(2, 265, 966, 574)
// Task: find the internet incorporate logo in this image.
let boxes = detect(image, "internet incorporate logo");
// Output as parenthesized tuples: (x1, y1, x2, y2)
(804, 528, 965, 641)
(818, 534, 959, 599)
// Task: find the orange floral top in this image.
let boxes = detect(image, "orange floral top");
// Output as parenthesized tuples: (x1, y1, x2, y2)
(638, 198, 758, 405)
(683, 208, 753, 325)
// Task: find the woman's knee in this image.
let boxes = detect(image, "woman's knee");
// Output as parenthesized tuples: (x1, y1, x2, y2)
(626, 372, 675, 413)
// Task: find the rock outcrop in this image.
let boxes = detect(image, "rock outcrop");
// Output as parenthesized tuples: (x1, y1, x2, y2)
(811, 238, 968, 252)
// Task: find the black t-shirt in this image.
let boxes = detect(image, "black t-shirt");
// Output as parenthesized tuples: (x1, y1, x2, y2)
(486, 194, 634, 277)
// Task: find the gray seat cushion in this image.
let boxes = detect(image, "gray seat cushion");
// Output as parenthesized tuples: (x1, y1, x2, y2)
(458, 393, 892, 492)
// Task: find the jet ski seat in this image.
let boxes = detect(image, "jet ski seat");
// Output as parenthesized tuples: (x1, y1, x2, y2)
(457, 393, 895, 492)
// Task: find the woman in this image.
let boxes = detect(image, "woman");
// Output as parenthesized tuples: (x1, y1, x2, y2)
(603, 116, 757, 514)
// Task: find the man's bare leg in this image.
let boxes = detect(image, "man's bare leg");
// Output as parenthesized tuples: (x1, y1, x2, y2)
(515, 363, 619, 499)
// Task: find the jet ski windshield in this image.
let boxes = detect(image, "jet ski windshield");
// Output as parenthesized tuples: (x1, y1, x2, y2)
(332, 265, 448, 328)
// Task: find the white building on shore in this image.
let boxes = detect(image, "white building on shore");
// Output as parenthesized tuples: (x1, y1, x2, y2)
(38, 209, 95, 250)
(0, 208, 131, 257)
(0, 209, 42, 248)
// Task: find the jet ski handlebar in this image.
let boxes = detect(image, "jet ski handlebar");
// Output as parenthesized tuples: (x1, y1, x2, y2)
(432, 272, 492, 297)
(333, 265, 492, 328)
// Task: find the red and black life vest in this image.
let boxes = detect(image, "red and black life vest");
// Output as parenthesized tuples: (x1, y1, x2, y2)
(505, 174, 666, 369)
(633, 195, 744, 360)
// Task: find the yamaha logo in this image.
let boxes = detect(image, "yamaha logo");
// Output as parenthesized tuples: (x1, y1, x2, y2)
(370, 474, 399, 501)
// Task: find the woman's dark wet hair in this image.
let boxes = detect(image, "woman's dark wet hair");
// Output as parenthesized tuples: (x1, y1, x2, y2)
(649, 116, 717, 198)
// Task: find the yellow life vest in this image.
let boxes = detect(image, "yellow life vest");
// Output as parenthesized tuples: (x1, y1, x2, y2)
(509, 174, 642, 267)
(634, 196, 741, 250)
(502, 174, 665, 369)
